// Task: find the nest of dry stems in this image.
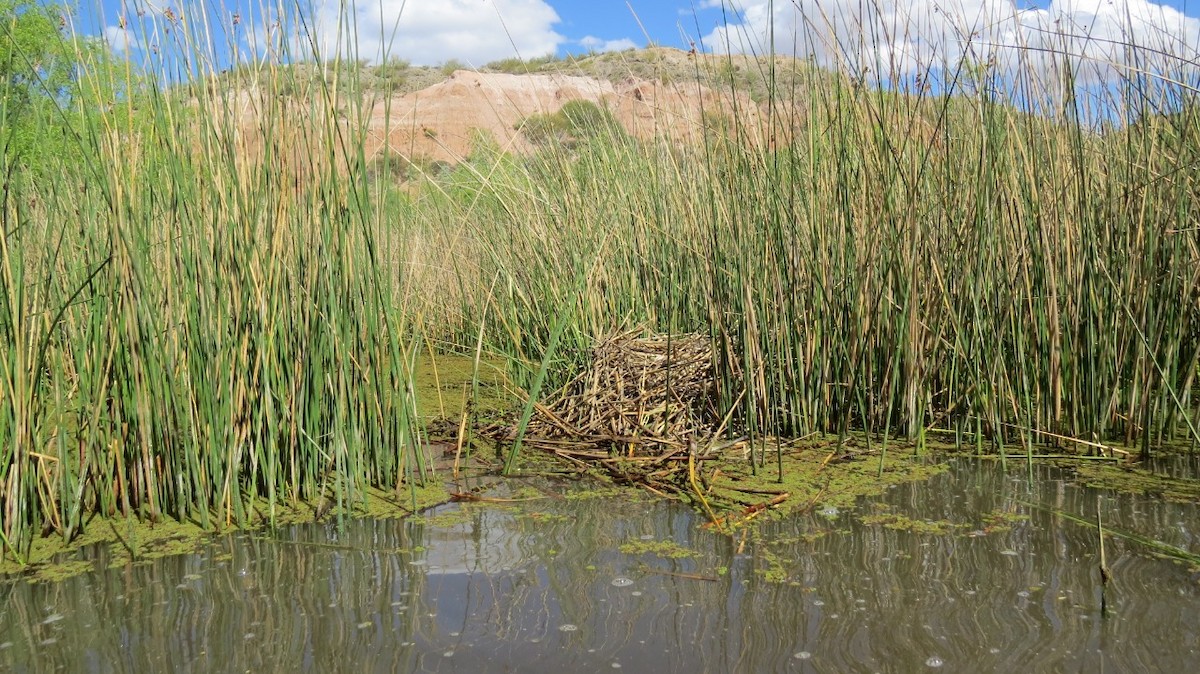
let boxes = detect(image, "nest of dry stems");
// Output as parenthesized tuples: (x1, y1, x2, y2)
(513, 329, 723, 458)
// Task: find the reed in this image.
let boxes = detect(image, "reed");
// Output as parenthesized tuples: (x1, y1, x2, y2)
(0, 2, 429, 560)
(412, 9, 1199, 467)
(2, 1, 1197, 561)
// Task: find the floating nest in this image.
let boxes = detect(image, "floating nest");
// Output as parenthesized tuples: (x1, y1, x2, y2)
(507, 329, 724, 458)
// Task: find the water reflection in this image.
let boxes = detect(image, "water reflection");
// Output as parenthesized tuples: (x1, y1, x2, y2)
(2, 459, 1199, 672)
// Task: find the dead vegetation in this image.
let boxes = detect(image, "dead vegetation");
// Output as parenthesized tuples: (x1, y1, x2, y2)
(481, 330, 762, 525)
(516, 330, 720, 457)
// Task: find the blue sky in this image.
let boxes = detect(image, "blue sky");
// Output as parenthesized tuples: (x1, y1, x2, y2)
(83, 1, 1200, 78)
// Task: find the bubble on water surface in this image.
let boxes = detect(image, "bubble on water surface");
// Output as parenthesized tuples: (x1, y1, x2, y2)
(819, 505, 839, 518)
(640, 534, 654, 540)
(611, 577, 634, 587)
(559, 624, 578, 632)
(631, 591, 643, 596)
(42, 614, 64, 624)
(611, 663, 622, 669)
(793, 651, 812, 660)
(1000, 549, 1019, 556)
(409, 559, 427, 566)
(812, 600, 825, 606)
(357, 622, 372, 629)
(443, 651, 455, 657)
(1017, 590, 1030, 598)
(926, 656, 944, 668)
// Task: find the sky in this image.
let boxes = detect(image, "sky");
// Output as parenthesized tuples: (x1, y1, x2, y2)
(82, 1, 1200, 82)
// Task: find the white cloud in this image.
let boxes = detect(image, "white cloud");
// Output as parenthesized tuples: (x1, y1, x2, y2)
(103, 25, 140, 52)
(700, 1, 1200, 84)
(274, 0, 565, 65)
(579, 36, 638, 53)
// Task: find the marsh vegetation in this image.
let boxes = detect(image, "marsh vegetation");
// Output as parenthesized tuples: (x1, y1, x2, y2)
(1, 0, 1198, 567)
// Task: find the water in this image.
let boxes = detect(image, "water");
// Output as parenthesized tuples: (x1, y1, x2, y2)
(2, 459, 1199, 672)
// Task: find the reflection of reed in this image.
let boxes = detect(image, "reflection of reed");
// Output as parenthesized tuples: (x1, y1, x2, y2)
(2, 462, 1199, 672)
(0, 523, 432, 671)
(730, 460, 1200, 672)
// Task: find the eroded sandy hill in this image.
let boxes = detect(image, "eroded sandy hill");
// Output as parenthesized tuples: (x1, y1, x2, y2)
(367, 67, 765, 163)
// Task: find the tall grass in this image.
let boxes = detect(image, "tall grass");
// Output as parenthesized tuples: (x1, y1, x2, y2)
(0, 4, 429, 560)
(2, 1, 1198, 561)
(404, 13, 1199, 465)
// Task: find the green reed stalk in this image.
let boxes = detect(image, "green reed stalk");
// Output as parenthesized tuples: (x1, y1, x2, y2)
(0, 2, 428, 560)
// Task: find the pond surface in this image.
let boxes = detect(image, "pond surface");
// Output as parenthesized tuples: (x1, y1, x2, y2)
(2, 457, 1199, 673)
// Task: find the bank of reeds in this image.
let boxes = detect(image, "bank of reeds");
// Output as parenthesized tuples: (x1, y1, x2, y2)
(3, 2, 1198, 561)
(414, 26, 1199, 466)
(0, 6, 430, 560)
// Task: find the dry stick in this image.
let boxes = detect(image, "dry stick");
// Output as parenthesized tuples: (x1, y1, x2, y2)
(548, 451, 595, 476)
(709, 492, 790, 529)
(993, 421, 1125, 457)
(453, 384, 470, 479)
(1098, 494, 1111, 617)
(688, 451, 724, 532)
(800, 481, 830, 513)
(740, 493, 790, 521)
(640, 483, 674, 499)
(721, 484, 788, 496)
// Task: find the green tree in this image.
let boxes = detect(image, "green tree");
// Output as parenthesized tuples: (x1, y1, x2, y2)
(2, 1, 71, 156)
(1, 0, 117, 180)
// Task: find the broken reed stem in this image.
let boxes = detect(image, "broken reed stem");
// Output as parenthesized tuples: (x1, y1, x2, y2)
(1098, 494, 1112, 617)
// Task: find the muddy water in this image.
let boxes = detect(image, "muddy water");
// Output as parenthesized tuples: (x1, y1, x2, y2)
(2, 458, 1198, 673)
